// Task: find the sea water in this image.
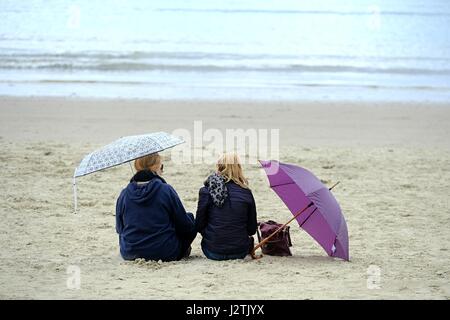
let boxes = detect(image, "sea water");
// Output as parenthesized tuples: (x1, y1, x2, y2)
(1, 0, 449, 102)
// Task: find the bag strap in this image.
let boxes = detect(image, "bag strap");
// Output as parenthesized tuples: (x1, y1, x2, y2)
(256, 222, 262, 242)
(285, 226, 292, 247)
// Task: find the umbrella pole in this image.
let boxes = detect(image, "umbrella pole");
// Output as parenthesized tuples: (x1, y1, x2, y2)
(129, 162, 135, 175)
(73, 168, 78, 214)
(251, 181, 340, 259)
(73, 176, 77, 214)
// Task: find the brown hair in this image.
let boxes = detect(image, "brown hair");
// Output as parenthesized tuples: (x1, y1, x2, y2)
(134, 153, 161, 172)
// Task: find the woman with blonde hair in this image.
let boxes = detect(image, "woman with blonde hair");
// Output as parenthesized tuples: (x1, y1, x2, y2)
(116, 153, 196, 261)
(196, 152, 257, 260)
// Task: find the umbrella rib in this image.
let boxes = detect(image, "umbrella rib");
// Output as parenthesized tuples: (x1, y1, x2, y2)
(269, 181, 296, 188)
(270, 181, 327, 195)
(299, 206, 318, 228)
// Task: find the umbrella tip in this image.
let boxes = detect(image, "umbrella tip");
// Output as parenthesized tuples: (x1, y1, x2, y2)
(258, 159, 275, 167)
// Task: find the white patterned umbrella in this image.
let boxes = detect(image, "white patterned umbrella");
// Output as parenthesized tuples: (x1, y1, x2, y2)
(73, 132, 184, 212)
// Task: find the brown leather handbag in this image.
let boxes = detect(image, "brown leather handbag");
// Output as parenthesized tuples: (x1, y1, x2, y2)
(256, 220, 293, 256)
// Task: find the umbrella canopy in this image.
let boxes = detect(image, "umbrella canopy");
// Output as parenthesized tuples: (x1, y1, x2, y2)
(259, 160, 349, 261)
(73, 131, 184, 211)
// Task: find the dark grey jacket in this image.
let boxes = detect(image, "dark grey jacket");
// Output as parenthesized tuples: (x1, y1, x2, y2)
(195, 180, 257, 255)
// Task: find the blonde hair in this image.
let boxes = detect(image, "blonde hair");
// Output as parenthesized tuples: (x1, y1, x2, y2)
(216, 152, 249, 189)
(134, 153, 161, 172)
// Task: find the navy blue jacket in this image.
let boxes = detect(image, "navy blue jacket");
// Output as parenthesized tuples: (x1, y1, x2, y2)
(116, 171, 195, 261)
(195, 181, 257, 255)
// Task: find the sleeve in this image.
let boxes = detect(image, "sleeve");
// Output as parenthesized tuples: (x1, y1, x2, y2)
(195, 187, 210, 233)
(115, 190, 125, 234)
(247, 191, 258, 236)
(167, 185, 196, 236)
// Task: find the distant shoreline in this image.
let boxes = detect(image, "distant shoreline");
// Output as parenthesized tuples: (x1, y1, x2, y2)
(0, 94, 450, 107)
(1, 94, 450, 106)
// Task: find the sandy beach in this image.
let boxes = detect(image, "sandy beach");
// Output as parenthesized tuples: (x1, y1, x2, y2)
(0, 96, 449, 299)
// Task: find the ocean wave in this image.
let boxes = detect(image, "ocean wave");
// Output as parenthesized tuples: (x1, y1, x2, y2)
(2, 50, 450, 62)
(1, 50, 450, 76)
(1, 61, 450, 76)
(156, 8, 450, 17)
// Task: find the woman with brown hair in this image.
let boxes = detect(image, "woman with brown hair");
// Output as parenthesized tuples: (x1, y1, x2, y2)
(196, 152, 258, 260)
(116, 153, 196, 261)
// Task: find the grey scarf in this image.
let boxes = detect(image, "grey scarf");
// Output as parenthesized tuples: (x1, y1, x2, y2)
(204, 172, 228, 207)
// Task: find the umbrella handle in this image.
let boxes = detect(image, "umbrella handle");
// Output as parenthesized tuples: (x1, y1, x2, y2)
(250, 250, 263, 260)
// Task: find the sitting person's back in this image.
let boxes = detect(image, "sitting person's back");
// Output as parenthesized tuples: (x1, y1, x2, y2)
(116, 153, 196, 261)
(196, 153, 257, 260)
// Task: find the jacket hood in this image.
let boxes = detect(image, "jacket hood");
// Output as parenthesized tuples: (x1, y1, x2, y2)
(126, 170, 167, 204)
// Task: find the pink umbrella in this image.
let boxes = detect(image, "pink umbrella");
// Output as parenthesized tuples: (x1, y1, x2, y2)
(253, 160, 349, 261)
